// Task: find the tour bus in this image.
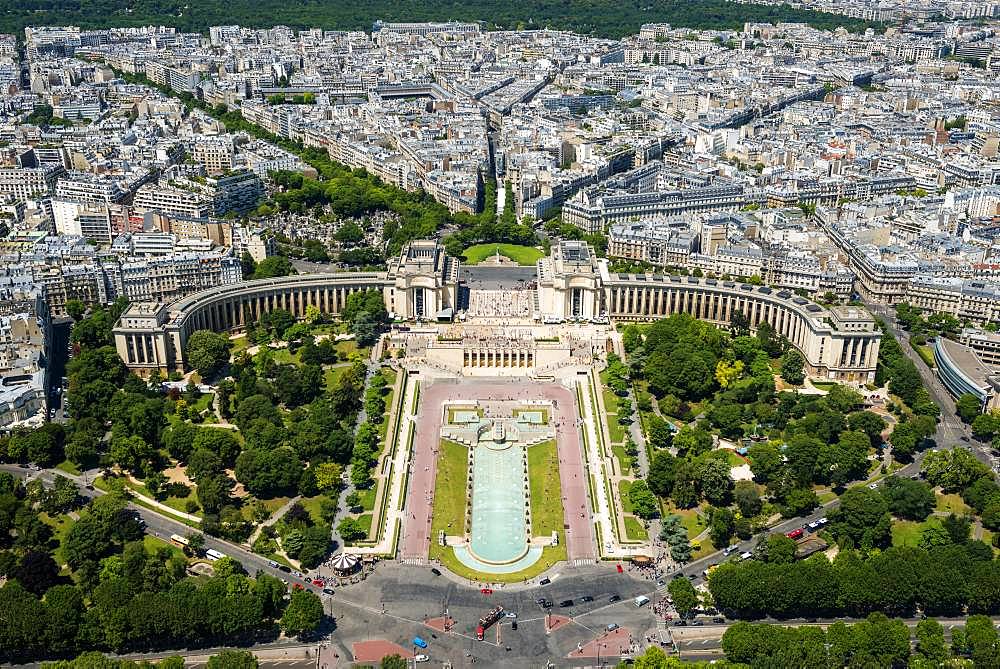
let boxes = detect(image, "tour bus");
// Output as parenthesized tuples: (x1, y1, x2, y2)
(205, 548, 226, 561)
(476, 606, 505, 640)
(169, 534, 189, 548)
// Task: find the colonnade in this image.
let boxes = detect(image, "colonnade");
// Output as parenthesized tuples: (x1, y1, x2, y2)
(463, 348, 535, 368)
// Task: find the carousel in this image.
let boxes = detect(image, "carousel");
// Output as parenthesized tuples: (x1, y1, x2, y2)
(330, 552, 360, 575)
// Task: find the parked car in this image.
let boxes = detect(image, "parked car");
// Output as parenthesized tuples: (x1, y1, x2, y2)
(538, 577, 551, 585)
(414, 654, 429, 663)
(609, 594, 621, 603)
(430, 568, 441, 576)
(322, 588, 335, 595)
(581, 596, 594, 603)
(559, 599, 574, 608)
(607, 623, 620, 632)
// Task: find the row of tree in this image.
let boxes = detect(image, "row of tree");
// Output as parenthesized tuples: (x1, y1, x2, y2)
(721, 614, 1000, 668)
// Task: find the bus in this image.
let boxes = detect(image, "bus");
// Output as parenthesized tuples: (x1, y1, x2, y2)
(205, 548, 226, 561)
(476, 606, 504, 640)
(169, 534, 189, 548)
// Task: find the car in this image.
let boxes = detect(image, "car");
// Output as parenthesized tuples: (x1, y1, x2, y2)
(607, 623, 620, 632)
(786, 528, 804, 540)
(674, 620, 688, 627)
(278, 565, 292, 573)
(609, 594, 621, 603)
(807, 522, 819, 530)
(691, 620, 704, 626)
(505, 612, 517, 618)
(581, 596, 594, 603)
(712, 617, 725, 624)
(414, 655, 429, 663)
(559, 599, 574, 608)
(312, 579, 325, 587)
(536, 598, 552, 608)
(430, 568, 442, 576)
(656, 579, 666, 587)
(481, 588, 494, 595)
(723, 546, 736, 556)
(291, 570, 303, 578)
(322, 588, 335, 595)
(538, 577, 551, 585)
(268, 561, 279, 568)
(511, 620, 518, 631)
(868, 482, 878, 490)
(816, 517, 828, 526)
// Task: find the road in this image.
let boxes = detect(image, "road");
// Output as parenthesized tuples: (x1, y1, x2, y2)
(866, 304, 985, 462)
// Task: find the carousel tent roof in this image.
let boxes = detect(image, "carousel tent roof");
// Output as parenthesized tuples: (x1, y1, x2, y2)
(331, 552, 360, 571)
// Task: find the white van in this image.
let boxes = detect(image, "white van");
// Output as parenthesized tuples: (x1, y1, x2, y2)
(634, 595, 650, 607)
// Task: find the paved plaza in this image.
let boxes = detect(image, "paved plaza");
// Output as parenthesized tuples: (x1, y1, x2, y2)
(400, 379, 595, 564)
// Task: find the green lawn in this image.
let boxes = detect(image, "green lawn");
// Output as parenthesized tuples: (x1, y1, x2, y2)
(528, 440, 564, 538)
(601, 387, 621, 415)
(270, 348, 300, 365)
(672, 507, 707, 540)
(40, 512, 75, 568)
(428, 440, 469, 559)
(612, 445, 632, 474)
(912, 342, 935, 368)
(618, 479, 634, 513)
(461, 243, 544, 266)
(188, 393, 215, 415)
(143, 534, 187, 560)
(936, 493, 971, 515)
(356, 487, 377, 512)
(810, 381, 838, 391)
(433, 544, 566, 583)
(55, 460, 81, 476)
(608, 421, 627, 446)
(891, 520, 923, 547)
(893, 517, 947, 547)
(126, 478, 201, 518)
(230, 335, 250, 354)
(345, 513, 374, 544)
(624, 515, 648, 541)
(324, 364, 350, 391)
(378, 368, 398, 440)
(299, 495, 328, 525)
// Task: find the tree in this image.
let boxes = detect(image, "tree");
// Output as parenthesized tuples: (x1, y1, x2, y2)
(65, 299, 86, 321)
(734, 481, 762, 518)
(646, 416, 674, 450)
(881, 476, 935, 520)
(647, 450, 676, 497)
(313, 462, 343, 493)
(747, 442, 782, 483)
(922, 448, 992, 491)
(185, 330, 231, 378)
(667, 576, 700, 618)
(957, 393, 983, 423)
(672, 426, 713, 456)
(765, 533, 797, 563)
(914, 618, 948, 664)
(280, 589, 323, 638)
(380, 656, 408, 669)
(337, 517, 366, 542)
(109, 435, 153, 473)
(206, 651, 258, 669)
(628, 480, 659, 519)
(708, 506, 735, 547)
(829, 486, 891, 548)
(253, 255, 295, 279)
(698, 458, 733, 506)
(780, 350, 805, 385)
